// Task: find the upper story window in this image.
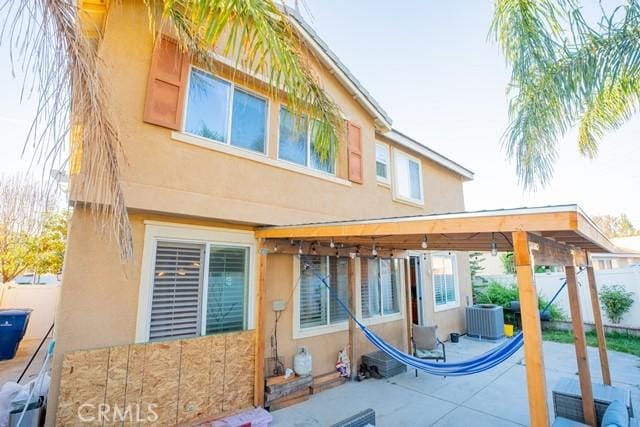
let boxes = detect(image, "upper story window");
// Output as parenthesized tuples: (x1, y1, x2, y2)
(298, 255, 348, 330)
(432, 252, 459, 310)
(360, 258, 401, 320)
(394, 150, 424, 204)
(278, 107, 335, 174)
(375, 143, 390, 184)
(184, 68, 267, 154)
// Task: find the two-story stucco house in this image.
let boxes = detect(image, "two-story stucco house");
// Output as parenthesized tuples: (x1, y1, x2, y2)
(50, 1, 474, 424)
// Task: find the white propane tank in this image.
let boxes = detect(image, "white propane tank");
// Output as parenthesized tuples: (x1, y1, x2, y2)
(293, 347, 312, 377)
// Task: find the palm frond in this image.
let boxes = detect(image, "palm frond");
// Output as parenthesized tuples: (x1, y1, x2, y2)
(149, 0, 344, 162)
(493, 0, 640, 189)
(2, 0, 132, 260)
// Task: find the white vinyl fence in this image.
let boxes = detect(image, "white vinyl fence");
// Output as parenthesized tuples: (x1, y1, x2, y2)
(0, 283, 60, 339)
(482, 267, 640, 328)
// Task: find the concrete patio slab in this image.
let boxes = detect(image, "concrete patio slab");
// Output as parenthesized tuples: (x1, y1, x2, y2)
(271, 336, 640, 426)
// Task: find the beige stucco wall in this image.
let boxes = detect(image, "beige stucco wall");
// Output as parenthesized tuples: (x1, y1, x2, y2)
(50, 1, 473, 424)
(75, 0, 467, 226)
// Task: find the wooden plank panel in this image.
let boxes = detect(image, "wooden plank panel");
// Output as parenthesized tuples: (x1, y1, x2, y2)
(56, 348, 109, 427)
(586, 262, 611, 385)
(512, 231, 550, 427)
(140, 340, 181, 426)
(208, 334, 226, 416)
(104, 345, 130, 427)
(177, 336, 211, 424)
(223, 331, 255, 412)
(566, 265, 596, 426)
(348, 257, 356, 372)
(123, 344, 146, 427)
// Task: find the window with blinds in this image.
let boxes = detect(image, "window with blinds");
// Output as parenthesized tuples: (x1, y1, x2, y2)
(361, 258, 400, 319)
(150, 242, 205, 341)
(206, 246, 249, 334)
(148, 241, 250, 341)
(299, 255, 348, 329)
(432, 253, 458, 307)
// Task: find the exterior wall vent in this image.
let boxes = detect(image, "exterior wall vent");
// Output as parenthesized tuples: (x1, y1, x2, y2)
(465, 304, 505, 340)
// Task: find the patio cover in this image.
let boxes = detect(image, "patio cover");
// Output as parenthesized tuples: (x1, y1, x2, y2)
(254, 204, 615, 427)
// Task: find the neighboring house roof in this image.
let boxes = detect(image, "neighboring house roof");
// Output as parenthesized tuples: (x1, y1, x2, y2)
(380, 129, 475, 180)
(285, 7, 393, 130)
(611, 236, 640, 253)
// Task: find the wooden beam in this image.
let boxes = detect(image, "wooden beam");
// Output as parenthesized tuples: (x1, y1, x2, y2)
(527, 233, 575, 266)
(512, 231, 550, 427)
(586, 254, 612, 385)
(565, 265, 596, 426)
(254, 241, 268, 407)
(256, 211, 580, 239)
(347, 257, 357, 378)
(404, 258, 414, 353)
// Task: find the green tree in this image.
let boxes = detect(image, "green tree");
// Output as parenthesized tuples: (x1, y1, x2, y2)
(500, 252, 516, 275)
(593, 214, 639, 238)
(469, 252, 486, 280)
(30, 211, 69, 278)
(493, 1, 640, 188)
(2, 0, 343, 261)
(599, 284, 634, 324)
(0, 175, 56, 283)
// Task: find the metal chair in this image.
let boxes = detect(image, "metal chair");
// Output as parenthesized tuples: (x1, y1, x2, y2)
(411, 324, 446, 377)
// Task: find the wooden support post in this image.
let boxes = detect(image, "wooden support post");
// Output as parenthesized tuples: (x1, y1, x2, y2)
(585, 254, 611, 385)
(404, 257, 414, 353)
(254, 241, 268, 407)
(512, 231, 550, 427)
(348, 257, 357, 377)
(566, 265, 596, 426)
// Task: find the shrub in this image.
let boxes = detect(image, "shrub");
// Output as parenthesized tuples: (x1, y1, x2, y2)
(599, 285, 634, 324)
(474, 280, 565, 322)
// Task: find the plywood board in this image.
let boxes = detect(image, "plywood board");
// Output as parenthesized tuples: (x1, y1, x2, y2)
(222, 331, 255, 412)
(56, 348, 109, 427)
(140, 340, 181, 426)
(123, 344, 146, 427)
(177, 336, 211, 425)
(104, 345, 130, 427)
(56, 331, 256, 426)
(209, 334, 226, 416)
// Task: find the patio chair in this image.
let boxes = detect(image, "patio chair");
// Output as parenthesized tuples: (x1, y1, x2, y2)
(411, 324, 446, 377)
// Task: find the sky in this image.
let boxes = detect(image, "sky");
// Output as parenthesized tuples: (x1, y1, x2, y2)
(0, 1, 638, 223)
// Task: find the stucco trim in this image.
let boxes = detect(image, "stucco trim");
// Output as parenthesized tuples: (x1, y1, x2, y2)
(430, 252, 461, 313)
(172, 131, 352, 187)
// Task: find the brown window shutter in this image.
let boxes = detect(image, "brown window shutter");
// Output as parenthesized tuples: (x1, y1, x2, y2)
(347, 122, 363, 184)
(143, 36, 190, 130)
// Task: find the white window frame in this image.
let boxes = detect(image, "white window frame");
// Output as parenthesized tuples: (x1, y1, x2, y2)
(292, 256, 348, 339)
(357, 257, 404, 326)
(392, 148, 424, 206)
(276, 106, 336, 176)
(431, 251, 460, 312)
(183, 65, 270, 156)
(375, 142, 390, 185)
(136, 222, 257, 343)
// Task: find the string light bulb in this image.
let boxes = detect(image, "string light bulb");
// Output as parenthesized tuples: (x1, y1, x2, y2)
(298, 243, 304, 255)
(421, 235, 428, 249)
(490, 233, 498, 256)
(273, 243, 278, 252)
(311, 244, 317, 255)
(371, 242, 377, 257)
(329, 239, 335, 248)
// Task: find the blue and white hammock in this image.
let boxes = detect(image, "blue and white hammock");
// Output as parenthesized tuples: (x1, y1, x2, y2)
(302, 257, 567, 377)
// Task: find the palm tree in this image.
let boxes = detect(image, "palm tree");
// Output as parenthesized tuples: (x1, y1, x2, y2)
(2, 0, 343, 260)
(492, 0, 640, 189)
